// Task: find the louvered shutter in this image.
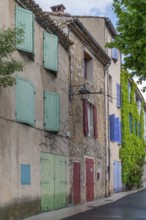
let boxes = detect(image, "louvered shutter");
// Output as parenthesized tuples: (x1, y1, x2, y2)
(93, 106, 98, 138)
(44, 91, 60, 132)
(83, 99, 88, 136)
(43, 32, 58, 72)
(15, 6, 34, 53)
(16, 76, 35, 125)
(110, 114, 115, 141)
(114, 117, 119, 142)
(116, 83, 121, 108)
(118, 121, 122, 144)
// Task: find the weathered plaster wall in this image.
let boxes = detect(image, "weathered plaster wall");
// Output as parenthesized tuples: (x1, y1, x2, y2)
(0, 0, 70, 219)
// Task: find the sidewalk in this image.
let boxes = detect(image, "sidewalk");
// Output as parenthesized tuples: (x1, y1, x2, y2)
(25, 189, 143, 220)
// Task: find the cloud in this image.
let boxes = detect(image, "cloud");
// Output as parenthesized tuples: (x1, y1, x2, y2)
(35, 0, 113, 16)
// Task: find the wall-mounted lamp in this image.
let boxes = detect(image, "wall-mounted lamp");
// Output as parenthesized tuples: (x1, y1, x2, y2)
(69, 83, 103, 101)
(69, 84, 90, 100)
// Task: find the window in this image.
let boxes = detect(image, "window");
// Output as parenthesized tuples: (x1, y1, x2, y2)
(84, 51, 93, 83)
(129, 113, 132, 133)
(134, 120, 137, 135)
(111, 48, 118, 62)
(137, 99, 141, 114)
(138, 123, 141, 138)
(15, 6, 34, 54)
(83, 99, 97, 138)
(116, 83, 121, 108)
(16, 76, 35, 126)
(145, 111, 146, 126)
(128, 82, 131, 102)
(44, 91, 60, 132)
(43, 32, 58, 72)
(21, 164, 31, 185)
(108, 75, 112, 102)
(109, 114, 121, 144)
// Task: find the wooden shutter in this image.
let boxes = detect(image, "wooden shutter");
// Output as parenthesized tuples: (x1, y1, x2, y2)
(21, 164, 31, 185)
(43, 32, 58, 72)
(110, 114, 115, 141)
(114, 117, 119, 142)
(15, 6, 34, 53)
(16, 76, 35, 126)
(112, 48, 118, 61)
(93, 106, 98, 138)
(44, 91, 60, 132)
(116, 83, 121, 108)
(118, 121, 122, 144)
(83, 99, 88, 136)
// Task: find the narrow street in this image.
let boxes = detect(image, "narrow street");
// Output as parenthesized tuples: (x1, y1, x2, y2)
(62, 189, 146, 220)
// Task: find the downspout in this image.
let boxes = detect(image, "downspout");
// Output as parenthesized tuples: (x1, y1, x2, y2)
(104, 61, 111, 197)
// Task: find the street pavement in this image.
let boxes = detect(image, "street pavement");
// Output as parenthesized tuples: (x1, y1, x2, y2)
(25, 189, 145, 220)
(62, 189, 146, 220)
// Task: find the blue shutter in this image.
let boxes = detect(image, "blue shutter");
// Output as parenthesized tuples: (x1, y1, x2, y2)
(43, 32, 58, 72)
(114, 117, 119, 142)
(110, 114, 115, 141)
(16, 76, 35, 125)
(15, 6, 34, 53)
(118, 120, 122, 144)
(21, 164, 31, 185)
(44, 91, 60, 132)
(112, 48, 118, 61)
(116, 84, 121, 108)
(129, 113, 132, 133)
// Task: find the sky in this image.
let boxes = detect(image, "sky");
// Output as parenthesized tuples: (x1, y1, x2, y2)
(35, 0, 117, 26)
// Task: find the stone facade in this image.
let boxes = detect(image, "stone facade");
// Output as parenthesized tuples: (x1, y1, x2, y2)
(0, 0, 71, 219)
(78, 17, 122, 194)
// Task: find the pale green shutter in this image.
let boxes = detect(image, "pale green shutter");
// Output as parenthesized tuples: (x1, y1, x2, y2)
(44, 91, 59, 132)
(15, 6, 34, 53)
(55, 155, 66, 209)
(16, 76, 35, 125)
(41, 153, 55, 211)
(43, 32, 58, 72)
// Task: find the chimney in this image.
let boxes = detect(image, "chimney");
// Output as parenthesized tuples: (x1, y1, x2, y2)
(50, 4, 66, 14)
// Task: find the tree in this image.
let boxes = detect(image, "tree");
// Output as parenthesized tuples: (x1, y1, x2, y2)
(0, 27, 24, 87)
(107, 0, 146, 87)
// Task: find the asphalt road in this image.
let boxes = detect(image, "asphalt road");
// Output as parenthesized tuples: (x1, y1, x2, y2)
(62, 189, 146, 220)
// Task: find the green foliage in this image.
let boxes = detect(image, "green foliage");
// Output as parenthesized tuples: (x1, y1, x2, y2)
(0, 27, 24, 87)
(120, 70, 145, 189)
(107, 0, 146, 86)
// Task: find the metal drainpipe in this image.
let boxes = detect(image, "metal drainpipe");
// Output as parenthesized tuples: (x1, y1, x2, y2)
(104, 62, 111, 198)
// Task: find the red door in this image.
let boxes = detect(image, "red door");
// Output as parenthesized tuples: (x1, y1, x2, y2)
(86, 158, 94, 202)
(73, 162, 81, 205)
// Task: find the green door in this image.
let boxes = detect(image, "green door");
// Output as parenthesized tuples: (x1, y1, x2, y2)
(55, 155, 66, 209)
(40, 153, 66, 211)
(41, 153, 54, 211)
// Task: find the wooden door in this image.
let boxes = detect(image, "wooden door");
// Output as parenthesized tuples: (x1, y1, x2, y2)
(73, 162, 81, 205)
(86, 158, 94, 201)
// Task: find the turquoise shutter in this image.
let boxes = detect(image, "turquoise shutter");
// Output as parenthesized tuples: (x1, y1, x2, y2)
(16, 76, 35, 125)
(21, 164, 31, 185)
(15, 6, 34, 53)
(43, 32, 58, 72)
(44, 91, 60, 132)
(116, 83, 121, 108)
